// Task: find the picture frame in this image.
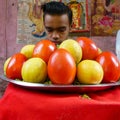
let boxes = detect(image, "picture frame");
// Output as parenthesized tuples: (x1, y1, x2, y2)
(91, 0, 120, 36)
(62, 0, 90, 33)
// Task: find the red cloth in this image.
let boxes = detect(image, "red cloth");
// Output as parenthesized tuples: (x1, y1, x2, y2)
(0, 83, 120, 120)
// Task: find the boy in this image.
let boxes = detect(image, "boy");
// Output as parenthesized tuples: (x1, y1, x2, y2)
(41, 1, 73, 44)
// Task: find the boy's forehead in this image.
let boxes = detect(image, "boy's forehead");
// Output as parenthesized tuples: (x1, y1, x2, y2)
(44, 14, 69, 25)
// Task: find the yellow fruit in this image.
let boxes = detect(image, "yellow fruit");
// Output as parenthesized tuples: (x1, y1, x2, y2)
(98, 48, 102, 54)
(20, 44, 35, 59)
(59, 39, 82, 64)
(77, 60, 103, 84)
(22, 58, 47, 83)
(3, 57, 11, 75)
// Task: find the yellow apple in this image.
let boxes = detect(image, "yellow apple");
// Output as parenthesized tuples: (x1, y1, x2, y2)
(20, 44, 35, 59)
(59, 39, 82, 64)
(98, 48, 102, 54)
(22, 58, 47, 83)
(3, 57, 11, 75)
(77, 60, 104, 84)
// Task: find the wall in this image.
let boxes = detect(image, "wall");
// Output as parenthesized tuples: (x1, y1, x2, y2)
(0, 0, 6, 60)
(0, 0, 117, 97)
(0, 0, 24, 97)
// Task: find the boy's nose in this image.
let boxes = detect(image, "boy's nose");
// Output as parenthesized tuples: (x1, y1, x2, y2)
(52, 31, 60, 40)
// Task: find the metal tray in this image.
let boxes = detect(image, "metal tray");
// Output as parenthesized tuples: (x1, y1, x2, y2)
(0, 75, 120, 93)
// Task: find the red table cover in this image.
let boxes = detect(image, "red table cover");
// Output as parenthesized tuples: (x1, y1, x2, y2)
(0, 83, 120, 120)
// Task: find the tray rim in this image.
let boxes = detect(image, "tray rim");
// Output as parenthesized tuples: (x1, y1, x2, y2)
(1, 75, 120, 88)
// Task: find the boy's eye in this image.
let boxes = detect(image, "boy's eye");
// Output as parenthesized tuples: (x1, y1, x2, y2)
(46, 28, 53, 32)
(58, 27, 66, 32)
(58, 28, 66, 32)
(45, 27, 66, 33)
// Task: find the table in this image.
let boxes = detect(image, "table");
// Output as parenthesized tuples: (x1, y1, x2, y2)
(0, 83, 120, 120)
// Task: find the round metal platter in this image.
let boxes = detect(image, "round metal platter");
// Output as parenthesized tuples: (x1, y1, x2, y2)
(0, 75, 120, 93)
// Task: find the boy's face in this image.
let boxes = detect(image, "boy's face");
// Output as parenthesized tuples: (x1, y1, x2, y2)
(44, 14, 71, 45)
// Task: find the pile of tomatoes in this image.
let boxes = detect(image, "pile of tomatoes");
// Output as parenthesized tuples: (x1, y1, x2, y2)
(4, 37, 120, 85)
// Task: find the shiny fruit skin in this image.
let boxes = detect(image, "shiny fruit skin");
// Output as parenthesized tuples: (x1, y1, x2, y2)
(96, 51, 120, 83)
(76, 37, 99, 60)
(6, 53, 27, 80)
(20, 44, 35, 59)
(77, 60, 104, 84)
(22, 58, 47, 83)
(48, 49, 76, 85)
(59, 39, 82, 64)
(33, 40, 57, 63)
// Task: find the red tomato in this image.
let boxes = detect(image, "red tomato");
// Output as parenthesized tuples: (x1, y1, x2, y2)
(76, 37, 99, 60)
(6, 53, 27, 80)
(96, 51, 120, 83)
(48, 49, 76, 85)
(33, 40, 57, 63)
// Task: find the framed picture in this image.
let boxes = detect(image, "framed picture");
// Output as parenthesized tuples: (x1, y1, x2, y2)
(62, 0, 90, 33)
(91, 0, 120, 36)
(17, 0, 53, 44)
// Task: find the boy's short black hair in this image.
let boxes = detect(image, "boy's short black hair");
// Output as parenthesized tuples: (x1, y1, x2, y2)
(41, 1, 73, 25)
